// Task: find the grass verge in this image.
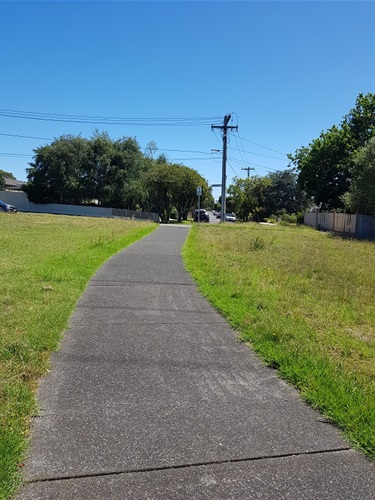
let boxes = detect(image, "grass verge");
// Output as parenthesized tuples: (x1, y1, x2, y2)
(183, 223, 375, 460)
(0, 213, 156, 499)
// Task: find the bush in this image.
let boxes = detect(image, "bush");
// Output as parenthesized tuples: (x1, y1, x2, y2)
(280, 213, 298, 224)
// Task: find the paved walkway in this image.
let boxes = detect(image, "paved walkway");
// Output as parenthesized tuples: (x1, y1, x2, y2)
(19, 226, 374, 499)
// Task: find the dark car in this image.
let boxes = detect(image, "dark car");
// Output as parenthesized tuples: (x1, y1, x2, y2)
(194, 209, 209, 222)
(0, 199, 17, 212)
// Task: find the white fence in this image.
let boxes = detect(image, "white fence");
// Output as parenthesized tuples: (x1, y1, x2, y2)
(304, 212, 356, 235)
(304, 211, 375, 240)
(0, 191, 158, 222)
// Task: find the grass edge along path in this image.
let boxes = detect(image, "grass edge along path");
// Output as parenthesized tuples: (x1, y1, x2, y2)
(0, 213, 157, 499)
(183, 223, 375, 462)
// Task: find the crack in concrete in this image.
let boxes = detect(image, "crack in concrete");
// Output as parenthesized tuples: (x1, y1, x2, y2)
(26, 447, 351, 485)
(89, 281, 195, 286)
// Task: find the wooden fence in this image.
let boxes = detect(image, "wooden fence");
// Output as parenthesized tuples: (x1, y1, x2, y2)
(304, 211, 375, 241)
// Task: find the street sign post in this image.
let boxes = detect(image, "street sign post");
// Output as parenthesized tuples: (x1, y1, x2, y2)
(197, 187, 202, 224)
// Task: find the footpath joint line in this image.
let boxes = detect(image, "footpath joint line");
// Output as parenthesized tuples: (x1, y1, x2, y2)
(25, 447, 352, 485)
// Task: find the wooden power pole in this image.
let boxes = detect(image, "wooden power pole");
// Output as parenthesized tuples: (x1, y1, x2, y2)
(211, 115, 238, 222)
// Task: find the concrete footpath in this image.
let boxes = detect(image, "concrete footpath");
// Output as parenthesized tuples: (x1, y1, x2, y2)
(18, 226, 374, 499)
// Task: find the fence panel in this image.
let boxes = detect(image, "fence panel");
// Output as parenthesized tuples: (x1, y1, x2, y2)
(334, 213, 357, 234)
(0, 190, 29, 210)
(304, 212, 316, 227)
(316, 212, 334, 231)
(356, 214, 375, 240)
(0, 191, 157, 221)
(112, 208, 159, 222)
(304, 211, 375, 241)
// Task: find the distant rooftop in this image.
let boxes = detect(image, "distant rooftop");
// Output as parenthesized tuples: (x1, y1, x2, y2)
(4, 177, 26, 191)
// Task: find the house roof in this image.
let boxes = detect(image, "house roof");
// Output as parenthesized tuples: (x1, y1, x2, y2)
(4, 177, 26, 191)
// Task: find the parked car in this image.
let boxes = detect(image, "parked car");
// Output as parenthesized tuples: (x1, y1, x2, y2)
(225, 213, 236, 222)
(0, 199, 17, 212)
(216, 212, 221, 219)
(194, 209, 210, 222)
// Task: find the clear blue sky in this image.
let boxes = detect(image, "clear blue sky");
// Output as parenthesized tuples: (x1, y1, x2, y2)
(1, 1, 374, 200)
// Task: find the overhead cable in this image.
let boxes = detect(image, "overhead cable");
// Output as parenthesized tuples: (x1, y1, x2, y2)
(0, 109, 221, 127)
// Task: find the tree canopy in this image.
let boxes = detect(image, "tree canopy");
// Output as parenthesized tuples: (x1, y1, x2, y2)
(0, 170, 15, 191)
(24, 132, 147, 208)
(142, 160, 212, 222)
(288, 93, 375, 210)
(227, 169, 307, 222)
(341, 137, 375, 215)
(23, 132, 211, 220)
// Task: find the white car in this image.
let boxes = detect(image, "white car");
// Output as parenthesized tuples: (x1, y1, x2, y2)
(225, 213, 236, 222)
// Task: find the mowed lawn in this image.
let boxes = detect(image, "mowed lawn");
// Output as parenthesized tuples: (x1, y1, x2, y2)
(0, 213, 156, 499)
(183, 223, 375, 460)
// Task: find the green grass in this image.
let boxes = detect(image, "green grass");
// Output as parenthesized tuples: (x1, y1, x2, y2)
(0, 213, 157, 499)
(183, 223, 375, 459)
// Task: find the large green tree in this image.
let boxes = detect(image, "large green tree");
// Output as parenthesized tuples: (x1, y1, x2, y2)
(228, 176, 272, 221)
(24, 132, 213, 217)
(342, 137, 375, 215)
(24, 132, 147, 208)
(264, 169, 308, 215)
(142, 161, 174, 221)
(142, 161, 211, 222)
(289, 93, 375, 210)
(228, 169, 307, 221)
(25, 135, 91, 204)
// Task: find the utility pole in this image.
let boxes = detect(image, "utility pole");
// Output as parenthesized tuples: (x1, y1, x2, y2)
(212, 114, 238, 222)
(241, 167, 255, 178)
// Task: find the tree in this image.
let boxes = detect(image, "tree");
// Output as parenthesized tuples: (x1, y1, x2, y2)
(289, 93, 375, 209)
(0, 169, 15, 190)
(343, 93, 375, 149)
(142, 161, 212, 222)
(172, 164, 212, 221)
(228, 176, 271, 221)
(100, 135, 146, 208)
(0, 172, 5, 191)
(342, 137, 375, 215)
(226, 179, 246, 218)
(25, 135, 91, 204)
(24, 132, 147, 207)
(142, 160, 174, 222)
(23, 131, 213, 216)
(264, 169, 308, 216)
(290, 125, 354, 210)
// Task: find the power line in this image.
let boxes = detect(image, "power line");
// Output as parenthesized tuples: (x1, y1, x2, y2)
(0, 133, 216, 158)
(0, 152, 32, 157)
(232, 132, 249, 167)
(0, 151, 214, 162)
(166, 157, 213, 162)
(149, 148, 211, 155)
(228, 145, 288, 161)
(235, 133, 288, 156)
(227, 159, 239, 177)
(0, 109, 221, 127)
(226, 156, 281, 172)
(0, 133, 53, 141)
(0, 150, 283, 173)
